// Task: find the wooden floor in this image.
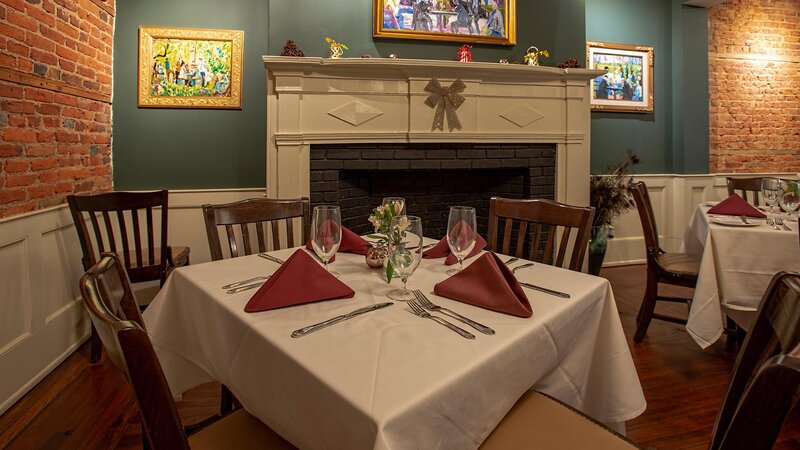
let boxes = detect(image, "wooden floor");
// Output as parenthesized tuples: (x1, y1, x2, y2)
(1, 264, 798, 449)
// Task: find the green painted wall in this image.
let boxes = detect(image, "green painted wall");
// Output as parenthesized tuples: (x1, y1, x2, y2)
(586, 0, 709, 174)
(113, 0, 586, 189)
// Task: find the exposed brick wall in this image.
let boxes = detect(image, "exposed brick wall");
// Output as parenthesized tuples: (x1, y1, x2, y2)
(708, 0, 800, 173)
(0, 0, 113, 218)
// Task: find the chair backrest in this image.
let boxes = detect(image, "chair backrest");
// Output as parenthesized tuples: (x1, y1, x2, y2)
(725, 177, 763, 206)
(710, 272, 800, 450)
(629, 181, 661, 259)
(67, 191, 171, 285)
(203, 197, 310, 260)
(79, 253, 189, 450)
(487, 197, 594, 271)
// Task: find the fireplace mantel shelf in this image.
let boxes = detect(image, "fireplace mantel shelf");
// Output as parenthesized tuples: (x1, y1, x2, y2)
(263, 55, 598, 209)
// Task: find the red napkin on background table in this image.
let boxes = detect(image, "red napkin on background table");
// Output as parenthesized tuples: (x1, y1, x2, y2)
(423, 223, 487, 265)
(707, 194, 766, 218)
(305, 225, 371, 262)
(433, 252, 532, 317)
(244, 249, 355, 313)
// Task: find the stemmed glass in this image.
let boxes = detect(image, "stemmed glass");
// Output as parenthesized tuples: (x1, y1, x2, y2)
(446, 206, 477, 276)
(778, 180, 800, 221)
(381, 197, 406, 216)
(311, 205, 342, 277)
(761, 178, 781, 215)
(386, 216, 423, 301)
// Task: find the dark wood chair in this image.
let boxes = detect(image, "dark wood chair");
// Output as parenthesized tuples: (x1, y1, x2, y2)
(202, 197, 310, 260)
(481, 272, 800, 450)
(78, 253, 294, 450)
(726, 176, 763, 206)
(630, 181, 700, 342)
(487, 197, 595, 272)
(67, 190, 190, 363)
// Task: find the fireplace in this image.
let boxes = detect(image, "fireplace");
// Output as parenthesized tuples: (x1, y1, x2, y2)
(309, 143, 555, 238)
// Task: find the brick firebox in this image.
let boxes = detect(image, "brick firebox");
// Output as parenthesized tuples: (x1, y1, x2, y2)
(309, 143, 556, 238)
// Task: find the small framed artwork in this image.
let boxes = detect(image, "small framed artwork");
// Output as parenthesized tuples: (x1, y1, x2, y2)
(138, 26, 244, 109)
(374, 0, 516, 46)
(586, 41, 654, 113)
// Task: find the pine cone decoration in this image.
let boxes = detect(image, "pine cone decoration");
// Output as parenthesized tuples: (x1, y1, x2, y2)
(280, 40, 305, 57)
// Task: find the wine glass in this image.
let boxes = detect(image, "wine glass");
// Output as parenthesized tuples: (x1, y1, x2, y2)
(311, 205, 342, 277)
(761, 178, 781, 215)
(778, 180, 800, 221)
(381, 197, 406, 216)
(446, 206, 477, 276)
(386, 216, 423, 301)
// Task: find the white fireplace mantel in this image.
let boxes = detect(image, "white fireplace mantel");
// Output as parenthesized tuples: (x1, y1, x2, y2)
(263, 56, 602, 207)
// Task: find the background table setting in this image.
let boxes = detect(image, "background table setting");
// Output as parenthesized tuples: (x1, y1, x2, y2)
(682, 192, 800, 348)
(142, 201, 646, 449)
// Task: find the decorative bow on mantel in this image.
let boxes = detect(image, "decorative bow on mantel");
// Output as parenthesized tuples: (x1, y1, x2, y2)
(424, 78, 466, 132)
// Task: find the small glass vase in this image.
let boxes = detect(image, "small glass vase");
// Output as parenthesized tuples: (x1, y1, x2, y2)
(588, 225, 610, 276)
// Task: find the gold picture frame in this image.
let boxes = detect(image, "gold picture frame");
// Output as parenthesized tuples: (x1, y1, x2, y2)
(586, 41, 654, 113)
(373, 0, 516, 46)
(138, 26, 244, 109)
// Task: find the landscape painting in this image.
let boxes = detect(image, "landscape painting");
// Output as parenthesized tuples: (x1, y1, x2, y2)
(587, 41, 654, 113)
(138, 27, 243, 109)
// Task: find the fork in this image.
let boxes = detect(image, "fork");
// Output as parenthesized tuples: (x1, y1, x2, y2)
(413, 290, 494, 335)
(222, 276, 269, 290)
(766, 218, 781, 230)
(775, 217, 792, 231)
(407, 300, 475, 339)
(503, 257, 519, 265)
(511, 263, 535, 273)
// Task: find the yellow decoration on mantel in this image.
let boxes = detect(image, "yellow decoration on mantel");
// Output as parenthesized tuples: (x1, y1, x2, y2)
(325, 37, 349, 59)
(523, 46, 549, 66)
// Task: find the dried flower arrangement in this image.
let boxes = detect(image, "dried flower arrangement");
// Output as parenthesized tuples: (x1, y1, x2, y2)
(590, 152, 640, 229)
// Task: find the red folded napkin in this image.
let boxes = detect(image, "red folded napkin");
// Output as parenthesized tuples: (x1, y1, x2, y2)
(305, 225, 371, 262)
(433, 252, 532, 317)
(707, 194, 766, 218)
(423, 224, 487, 266)
(244, 249, 355, 313)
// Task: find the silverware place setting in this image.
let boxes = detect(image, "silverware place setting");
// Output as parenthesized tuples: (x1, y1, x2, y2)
(258, 253, 286, 264)
(291, 302, 394, 338)
(511, 262, 535, 273)
(412, 290, 494, 335)
(407, 300, 475, 339)
(222, 276, 270, 290)
(503, 257, 519, 265)
(774, 217, 792, 231)
(225, 277, 271, 294)
(766, 218, 781, 230)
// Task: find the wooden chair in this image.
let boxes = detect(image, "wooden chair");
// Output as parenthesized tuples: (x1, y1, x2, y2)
(202, 197, 310, 260)
(629, 181, 700, 342)
(78, 253, 294, 450)
(67, 190, 190, 363)
(481, 272, 800, 450)
(487, 197, 595, 272)
(726, 176, 763, 206)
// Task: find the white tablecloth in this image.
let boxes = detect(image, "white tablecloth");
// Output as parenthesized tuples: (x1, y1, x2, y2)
(143, 247, 646, 450)
(683, 205, 800, 348)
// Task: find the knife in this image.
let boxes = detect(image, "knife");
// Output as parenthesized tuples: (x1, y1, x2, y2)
(519, 282, 571, 299)
(291, 302, 394, 338)
(258, 253, 285, 264)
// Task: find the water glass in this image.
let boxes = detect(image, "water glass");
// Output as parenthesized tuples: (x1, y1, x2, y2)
(778, 180, 800, 221)
(446, 206, 477, 276)
(761, 178, 780, 214)
(381, 197, 406, 216)
(311, 205, 342, 277)
(386, 216, 423, 301)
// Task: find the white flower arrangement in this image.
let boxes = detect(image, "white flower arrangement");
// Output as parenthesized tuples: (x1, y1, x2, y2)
(367, 200, 407, 282)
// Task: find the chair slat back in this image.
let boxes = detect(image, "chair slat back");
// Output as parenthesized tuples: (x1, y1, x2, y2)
(67, 191, 171, 285)
(726, 177, 763, 206)
(79, 254, 189, 450)
(711, 272, 800, 450)
(630, 182, 661, 257)
(203, 197, 310, 261)
(487, 197, 594, 271)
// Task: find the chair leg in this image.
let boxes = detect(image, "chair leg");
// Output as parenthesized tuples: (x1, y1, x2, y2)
(89, 323, 102, 363)
(220, 385, 239, 415)
(634, 270, 659, 343)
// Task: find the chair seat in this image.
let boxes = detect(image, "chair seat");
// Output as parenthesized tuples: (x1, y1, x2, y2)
(480, 390, 642, 450)
(656, 251, 701, 277)
(188, 409, 295, 450)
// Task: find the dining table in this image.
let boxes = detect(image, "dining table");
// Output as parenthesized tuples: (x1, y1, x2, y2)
(682, 203, 800, 348)
(142, 241, 646, 450)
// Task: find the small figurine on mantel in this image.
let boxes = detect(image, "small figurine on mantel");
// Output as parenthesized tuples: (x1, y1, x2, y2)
(280, 40, 305, 57)
(324, 37, 348, 58)
(458, 44, 473, 62)
(523, 46, 549, 66)
(557, 57, 581, 69)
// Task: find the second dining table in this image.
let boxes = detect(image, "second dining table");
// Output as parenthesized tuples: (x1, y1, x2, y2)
(142, 241, 646, 450)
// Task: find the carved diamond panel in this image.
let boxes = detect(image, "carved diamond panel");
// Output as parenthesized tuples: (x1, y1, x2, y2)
(499, 105, 544, 128)
(328, 101, 383, 127)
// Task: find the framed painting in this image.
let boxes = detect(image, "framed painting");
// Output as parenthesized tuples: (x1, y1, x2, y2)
(374, 0, 515, 46)
(586, 41, 653, 113)
(138, 27, 244, 109)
